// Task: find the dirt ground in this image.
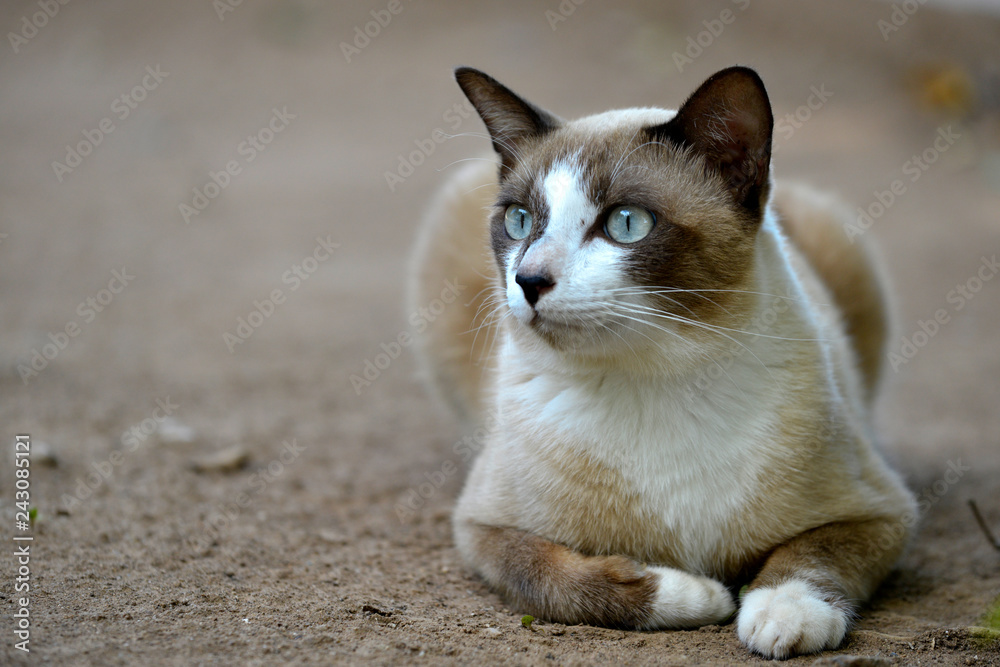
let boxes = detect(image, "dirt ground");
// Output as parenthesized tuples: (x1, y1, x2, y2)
(1, 0, 999, 665)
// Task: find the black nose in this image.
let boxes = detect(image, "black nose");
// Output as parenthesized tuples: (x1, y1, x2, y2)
(515, 273, 555, 307)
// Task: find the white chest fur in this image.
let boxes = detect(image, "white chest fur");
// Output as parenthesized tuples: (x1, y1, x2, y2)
(485, 330, 792, 574)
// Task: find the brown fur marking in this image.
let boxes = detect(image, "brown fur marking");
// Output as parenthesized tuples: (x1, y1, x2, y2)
(749, 518, 910, 607)
(465, 522, 659, 627)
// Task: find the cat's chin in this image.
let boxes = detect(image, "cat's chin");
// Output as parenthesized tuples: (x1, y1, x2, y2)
(514, 312, 601, 352)
(516, 312, 635, 358)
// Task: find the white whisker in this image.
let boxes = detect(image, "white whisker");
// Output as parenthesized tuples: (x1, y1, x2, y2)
(609, 302, 778, 386)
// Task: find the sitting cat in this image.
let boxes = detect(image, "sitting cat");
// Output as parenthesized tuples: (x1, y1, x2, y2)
(409, 65, 916, 659)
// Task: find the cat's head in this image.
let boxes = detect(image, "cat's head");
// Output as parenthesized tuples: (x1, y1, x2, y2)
(456, 66, 774, 367)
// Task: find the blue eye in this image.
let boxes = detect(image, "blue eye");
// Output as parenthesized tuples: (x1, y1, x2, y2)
(504, 205, 533, 240)
(605, 206, 655, 243)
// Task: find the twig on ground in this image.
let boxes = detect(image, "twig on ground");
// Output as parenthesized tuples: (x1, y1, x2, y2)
(968, 499, 1000, 552)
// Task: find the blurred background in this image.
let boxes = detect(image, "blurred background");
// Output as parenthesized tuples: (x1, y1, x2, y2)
(2, 1, 999, 664)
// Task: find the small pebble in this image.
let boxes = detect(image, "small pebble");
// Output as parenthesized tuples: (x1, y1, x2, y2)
(318, 528, 348, 544)
(32, 440, 59, 467)
(157, 417, 195, 444)
(190, 445, 249, 472)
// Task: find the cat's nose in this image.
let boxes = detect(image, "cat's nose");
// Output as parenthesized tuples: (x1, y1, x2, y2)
(515, 273, 555, 307)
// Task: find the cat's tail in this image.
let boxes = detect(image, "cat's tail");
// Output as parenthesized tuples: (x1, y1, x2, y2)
(771, 183, 891, 403)
(407, 159, 500, 426)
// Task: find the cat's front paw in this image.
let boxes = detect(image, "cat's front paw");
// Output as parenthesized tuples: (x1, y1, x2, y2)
(736, 580, 849, 659)
(642, 566, 735, 629)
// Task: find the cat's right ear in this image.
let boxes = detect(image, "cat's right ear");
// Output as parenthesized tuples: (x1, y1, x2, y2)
(455, 67, 561, 175)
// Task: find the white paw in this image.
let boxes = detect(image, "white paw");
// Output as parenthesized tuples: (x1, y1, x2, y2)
(737, 580, 849, 659)
(641, 566, 736, 629)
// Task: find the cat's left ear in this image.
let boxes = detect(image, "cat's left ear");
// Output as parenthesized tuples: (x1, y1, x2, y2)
(455, 67, 562, 176)
(650, 66, 773, 212)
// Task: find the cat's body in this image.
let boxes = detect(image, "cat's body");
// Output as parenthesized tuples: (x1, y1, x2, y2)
(410, 67, 916, 658)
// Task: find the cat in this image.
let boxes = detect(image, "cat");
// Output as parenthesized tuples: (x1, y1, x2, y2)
(408, 65, 917, 659)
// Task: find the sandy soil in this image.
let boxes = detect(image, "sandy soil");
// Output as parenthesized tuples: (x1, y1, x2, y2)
(1, 0, 999, 664)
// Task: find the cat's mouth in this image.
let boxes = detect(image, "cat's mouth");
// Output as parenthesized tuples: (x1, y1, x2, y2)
(531, 311, 587, 331)
(522, 307, 608, 347)
(507, 285, 638, 350)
